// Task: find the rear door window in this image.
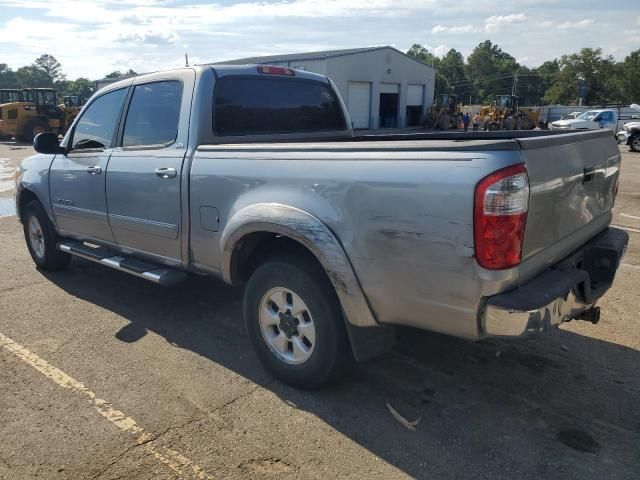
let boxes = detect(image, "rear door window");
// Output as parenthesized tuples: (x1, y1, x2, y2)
(122, 80, 182, 147)
(213, 76, 346, 136)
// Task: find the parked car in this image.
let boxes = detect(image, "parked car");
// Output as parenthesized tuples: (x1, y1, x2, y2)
(617, 121, 640, 152)
(15, 65, 628, 388)
(550, 109, 618, 131)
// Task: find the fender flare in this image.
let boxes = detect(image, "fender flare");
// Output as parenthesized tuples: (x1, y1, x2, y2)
(220, 203, 378, 329)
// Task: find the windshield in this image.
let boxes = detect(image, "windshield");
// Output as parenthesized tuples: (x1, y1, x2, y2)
(37, 90, 57, 106)
(577, 110, 599, 120)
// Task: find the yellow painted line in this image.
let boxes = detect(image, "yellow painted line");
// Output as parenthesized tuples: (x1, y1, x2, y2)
(622, 263, 640, 269)
(620, 213, 640, 221)
(0, 332, 213, 480)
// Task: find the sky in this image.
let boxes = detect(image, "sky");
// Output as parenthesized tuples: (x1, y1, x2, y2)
(0, 0, 638, 80)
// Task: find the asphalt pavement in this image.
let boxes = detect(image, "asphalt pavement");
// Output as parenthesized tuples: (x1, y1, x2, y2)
(0, 139, 639, 479)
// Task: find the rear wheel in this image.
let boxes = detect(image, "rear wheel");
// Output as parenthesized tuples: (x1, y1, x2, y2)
(630, 134, 640, 152)
(22, 118, 49, 143)
(243, 255, 350, 388)
(22, 200, 71, 270)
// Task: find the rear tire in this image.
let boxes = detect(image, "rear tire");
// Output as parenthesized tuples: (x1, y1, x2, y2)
(243, 255, 350, 388)
(22, 200, 71, 270)
(630, 134, 640, 152)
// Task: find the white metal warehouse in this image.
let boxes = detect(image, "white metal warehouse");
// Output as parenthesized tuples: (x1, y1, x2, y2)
(217, 46, 436, 130)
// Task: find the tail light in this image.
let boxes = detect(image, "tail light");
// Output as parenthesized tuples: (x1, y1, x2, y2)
(257, 65, 295, 76)
(474, 163, 529, 270)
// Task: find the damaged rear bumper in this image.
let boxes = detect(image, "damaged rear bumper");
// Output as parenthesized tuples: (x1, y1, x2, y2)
(480, 227, 628, 338)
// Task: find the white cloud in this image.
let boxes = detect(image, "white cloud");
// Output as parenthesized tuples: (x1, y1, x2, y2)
(485, 13, 526, 32)
(542, 18, 594, 30)
(0, 1, 636, 79)
(431, 24, 475, 34)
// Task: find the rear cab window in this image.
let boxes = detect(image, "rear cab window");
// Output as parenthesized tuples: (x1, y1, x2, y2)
(213, 76, 346, 136)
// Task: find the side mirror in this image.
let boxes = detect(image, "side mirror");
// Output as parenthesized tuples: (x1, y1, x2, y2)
(33, 132, 64, 154)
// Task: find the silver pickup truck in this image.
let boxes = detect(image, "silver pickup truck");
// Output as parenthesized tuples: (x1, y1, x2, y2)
(16, 65, 628, 388)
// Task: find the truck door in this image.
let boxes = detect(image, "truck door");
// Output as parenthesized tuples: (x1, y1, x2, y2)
(49, 87, 128, 242)
(106, 73, 193, 262)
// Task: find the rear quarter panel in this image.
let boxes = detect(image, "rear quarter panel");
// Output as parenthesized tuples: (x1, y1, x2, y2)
(189, 146, 525, 339)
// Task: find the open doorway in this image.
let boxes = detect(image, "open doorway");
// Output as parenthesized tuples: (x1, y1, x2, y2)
(379, 93, 399, 128)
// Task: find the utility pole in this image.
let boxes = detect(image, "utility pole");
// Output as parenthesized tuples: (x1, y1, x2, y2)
(512, 73, 518, 97)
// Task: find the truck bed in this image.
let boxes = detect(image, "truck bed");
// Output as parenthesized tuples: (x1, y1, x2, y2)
(192, 129, 620, 338)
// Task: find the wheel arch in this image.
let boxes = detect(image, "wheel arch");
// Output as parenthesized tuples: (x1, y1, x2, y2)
(221, 203, 378, 329)
(16, 187, 39, 223)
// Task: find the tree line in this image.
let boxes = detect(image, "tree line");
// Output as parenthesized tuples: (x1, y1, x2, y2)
(407, 40, 639, 106)
(2, 44, 638, 107)
(0, 54, 136, 99)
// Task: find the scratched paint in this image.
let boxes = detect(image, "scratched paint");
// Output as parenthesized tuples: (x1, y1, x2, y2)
(0, 332, 213, 480)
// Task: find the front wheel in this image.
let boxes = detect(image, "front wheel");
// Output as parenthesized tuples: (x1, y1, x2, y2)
(243, 255, 350, 388)
(22, 118, 49, 143)
(22, 200, 71, 270)
(630, 134, 640, 152)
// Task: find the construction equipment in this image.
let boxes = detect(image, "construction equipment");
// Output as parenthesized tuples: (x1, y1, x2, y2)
(423, 94, 463, 130)
(60, 95, 87, 132)
(0, 89, 23, 104)
(0, 88, 63, 142)
(479, 95, 539, 131)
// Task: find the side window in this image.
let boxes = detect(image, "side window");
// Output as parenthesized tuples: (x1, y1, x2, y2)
(72, 88, 127, 150)
(213, 76, 346, 136)
(601, 112, 613, 122)
(122, 81, 182, 147)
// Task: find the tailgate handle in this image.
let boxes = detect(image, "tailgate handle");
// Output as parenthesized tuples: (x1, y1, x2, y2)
(582, 166, 595, 184)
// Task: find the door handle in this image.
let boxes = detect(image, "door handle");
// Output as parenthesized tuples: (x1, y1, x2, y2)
(154, 167, 177, 179)
(86, 165, 102, 175)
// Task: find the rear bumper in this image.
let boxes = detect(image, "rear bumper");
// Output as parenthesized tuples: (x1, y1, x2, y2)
(480, 227, 628, 338)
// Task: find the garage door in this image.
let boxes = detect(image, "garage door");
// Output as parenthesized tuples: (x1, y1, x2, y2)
(407, 85, 423, 106)
(347, 82, 371, 129)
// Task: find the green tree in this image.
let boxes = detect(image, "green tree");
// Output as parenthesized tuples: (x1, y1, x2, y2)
(104, 69, 137, 79)
(439, 49, 468, 96)
(406, 44, 449, 97)
(104, 70, 123, 79)
(543, 48, 617, 105)
(15, 65, 53, 88)
(466, 40, 519, 102)
(34, 54, 65, 82)
(0, 63, 18, 88)
(619, 49, 640, 103)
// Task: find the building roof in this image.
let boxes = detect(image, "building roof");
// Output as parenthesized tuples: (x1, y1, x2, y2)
(210, 46, 433, 69)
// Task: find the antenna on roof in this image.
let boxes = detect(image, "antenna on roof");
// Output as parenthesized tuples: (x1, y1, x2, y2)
(185, 53, 189, 67)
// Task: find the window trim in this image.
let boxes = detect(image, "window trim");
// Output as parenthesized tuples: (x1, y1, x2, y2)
(116, 79, 184, 151)
(68, 86, 130, 153)
(212, 75, 347, 137)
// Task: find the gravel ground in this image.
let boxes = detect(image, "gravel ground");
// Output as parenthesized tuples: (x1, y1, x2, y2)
(0, 139, 638, 479)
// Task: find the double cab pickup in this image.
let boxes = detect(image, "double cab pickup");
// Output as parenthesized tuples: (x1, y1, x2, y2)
(16, 65, 628, 387)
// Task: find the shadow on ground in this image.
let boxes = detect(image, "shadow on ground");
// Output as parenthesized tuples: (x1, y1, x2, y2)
(41, 258, 640, 479)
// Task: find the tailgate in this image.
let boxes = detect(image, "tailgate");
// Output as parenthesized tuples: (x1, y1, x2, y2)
(518, 130, 620, 269)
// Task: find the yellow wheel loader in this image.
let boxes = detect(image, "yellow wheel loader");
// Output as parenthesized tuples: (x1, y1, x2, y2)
(423, 94, 463, 130)
(0, 88, 63, 142)
(480, 95, 539, 131)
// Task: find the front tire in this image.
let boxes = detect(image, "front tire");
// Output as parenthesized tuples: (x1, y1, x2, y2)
(243, 255, 350, 388)
(22, 118, 49, 143)
(630, 134, 640, 152)
(22, 200, 71, 270)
